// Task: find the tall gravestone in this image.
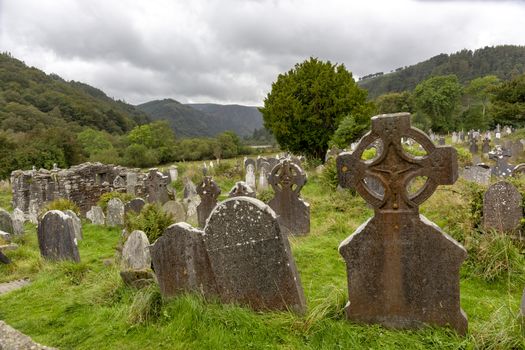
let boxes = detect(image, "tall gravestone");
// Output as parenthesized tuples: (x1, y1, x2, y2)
(168, 166, 178, 182)
(203, 197, 306, 313)
(268, 159, 310, 236)
(228, 181, 255, 198)
(126, 172, 137, 195)
(483, 181, 522, 232)
(37, 210, 80, 262)
(150, 223, 217, 297)
(336, 113, 467, 334)
(245, 164, 256, 190)
(196, 176, 221, 227)
(146, 168, 170, 204)
(64, 210, 83, 241)
(258, 161, 270, 191)
(107, 198, 125, 227)
(12, 208, 25, 235)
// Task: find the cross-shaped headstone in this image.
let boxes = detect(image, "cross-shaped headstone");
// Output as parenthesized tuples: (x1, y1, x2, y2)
(336, 113, 467, 334)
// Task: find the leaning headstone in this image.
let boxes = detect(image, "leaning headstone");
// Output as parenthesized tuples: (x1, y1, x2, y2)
(12, 208, 25, 235)
(107, 198, 125, 227)
(146, 168, 170, 204)
(245, 164, 256, 190)
(228, 181, 256, 198)
(268, 159, 310, 236)
(183, 178, 198, 199)
(461, 165, 491, 186)
(86, 206, 105, 225)
(483, 181, 522, 232)
(336, 113, 467, 334)
(120, 230, 154, 288)
(63, 210, 82, 241)
(0, 208, 14, 235)
(203, 197, 306, 313)
(162, 200, 186, 222)
(37, 210, 80, 262)
(125, 198, 146, 215)
(150, 223, 217, 297)
(196, 176, 221, 227)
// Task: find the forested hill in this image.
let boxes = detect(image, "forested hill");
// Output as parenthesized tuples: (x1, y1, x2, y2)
(359, 45, 525, 98)
(136, 99, 263, 138)
(0, 53, 149, 134)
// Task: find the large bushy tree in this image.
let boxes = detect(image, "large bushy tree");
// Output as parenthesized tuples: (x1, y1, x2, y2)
(260, 58, 372, 160)
(490, 74, 525, 127)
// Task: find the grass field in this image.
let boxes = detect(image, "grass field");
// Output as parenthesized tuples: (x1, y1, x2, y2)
(0, 155, 524, 349)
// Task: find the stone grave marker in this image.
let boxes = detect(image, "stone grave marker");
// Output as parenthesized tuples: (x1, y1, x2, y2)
(461, 165, 491, 185)
(258, 161, 270, 191)
(489, 146, 513, 177)
(168, 166, 178, 182)
(451, 132, 458, 143)
(150, 223, 217, 297)
(511, 140, 523, 163)
(0, 208, 14, 235)
(228, 181, 255, 198)
(162, 200, 186, 222)
(482, 139, 490, 154)
(37, 210, 80, 262)
(107, 198, 125, 227)
(12, 208, 25, 235)
(244, 157, 256, 171)
(256, 156, 268, 171)
(126, 172, 137, 195)
(113, 175, 126, 188)
(245, 164, 256, 190)
(203, 197, 306, 313)
(336, 113, 467, 334)
(268, 159, 310, 236)
(469, 139, 479, 155)
(86, 206, 105, 225)
(146, 168, 170, 204)
(183, 178, 198, 199)
(196, 176, 221, 227)
(120, 230, 154, 288)
(125, 198, 146, 215)
(438, 136, 445, 145)
(64, 210, 83, 241)
(483, 181, 522, 232)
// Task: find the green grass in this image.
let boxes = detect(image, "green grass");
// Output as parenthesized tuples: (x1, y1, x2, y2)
(1, 160, 524, 349)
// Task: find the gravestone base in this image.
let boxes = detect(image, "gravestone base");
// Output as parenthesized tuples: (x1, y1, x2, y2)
(120, 269, 155, 289)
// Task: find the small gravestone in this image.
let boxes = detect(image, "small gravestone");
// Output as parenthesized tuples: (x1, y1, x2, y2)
(120, 230, 154, 288)
(336, 113, 467, 334)
(86, 206, 105, 225)
(196, 176, 221, 227)
(183, 196, 201, 226)
(126, 172, 137, 195)
(256, 156, 267, 171)
(258, 162, 270, 191)
(162, 200, 186, 222)
(268, 159, 310, 236)
(113, 175, 126, 188)
(483, 181, 522, 232)
(28, 199, 39, 224)
(37, 210, 80, 262)
(245, 164, 256, 190)
(438, 136, 445, 145)
(150, 223, 217, 297)
(203, 197, 306, 313)
(12, 208, 25, 235)
(482, 139, 490, 154)
(461, 165, 491, 186)
(107, 198, 125, 227)
(183, 178, 198, 199)
(64, 210, 82, 241)
(146, 168, 170, 204)
(489, 146, 513, 177)
(451, 132, 458, 144)
(469, 139, 478, 154)
(125, 198, 146, 215)
(228, 181, 255, 198)
(244, 157, 256, 171)
(168, 166, 178, 182)
(266, 157, 280, 171)
(0, 208, 14, 235)
(511, 140, 523, 162)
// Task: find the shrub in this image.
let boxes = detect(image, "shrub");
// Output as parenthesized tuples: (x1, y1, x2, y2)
(456, 147, 472, 167)
(97, 192, 134, 212)
(125, 203, 173, 242)
(40, 198, 80, 217)
(463, 181, 486, 230)
(256, 189, 274, 203)
(471, 305, 525, 349)
(320, 158, 339, 190)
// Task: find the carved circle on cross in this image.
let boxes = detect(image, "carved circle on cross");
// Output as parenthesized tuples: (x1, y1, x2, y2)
(269, 159, 306, 195)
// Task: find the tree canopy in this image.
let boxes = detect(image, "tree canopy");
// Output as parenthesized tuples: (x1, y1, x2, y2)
(260, 57, 372, 160)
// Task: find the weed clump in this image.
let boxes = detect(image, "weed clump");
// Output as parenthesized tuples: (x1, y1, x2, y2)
(125, 203, 173, 242)
(41, 198, 80, 216)
(97, 192, 134, 212)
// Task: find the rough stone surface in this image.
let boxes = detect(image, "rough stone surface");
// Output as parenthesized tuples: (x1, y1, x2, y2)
(0, 249, 10, 264)
(12, 208, 25, 235)
(228, 181, 255, 198)
(162, 200, 186, 222)
(336, 113, 467, 334)
(125, 198, 146, 215)
(483, 181, 522, 232)
(11, 162, 146, 216)
(63, 210, 83, 241)
(86, 206, 105, 225)
(0, 230, 11, 242)
(245, 164, 256, 190)
(268, 159, 310, 236)
(121, 230, 151, 270)
(196, 176, 221, 227)
(150, 223, 217, 297)
(0, 320, 56, 350)
(168, 166, 178, 182)
(0, 208, 14, 235)
(37, 210, 80, 262)
(461, 165, 491, 185)
(203, 197, 306, 313)
(107, 198, 125, 227)
(183, 195, 201, 226)
(258, 162, 270, 191)
(183, 178, 198, 199)
(146, 168, 170, 204)
(521, 287, 525, 316)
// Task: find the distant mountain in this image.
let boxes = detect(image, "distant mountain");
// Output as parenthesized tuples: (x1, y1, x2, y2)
(0, 53, 149, 133)
(136, 99, 263, 138)
(359, 45, 525, 98)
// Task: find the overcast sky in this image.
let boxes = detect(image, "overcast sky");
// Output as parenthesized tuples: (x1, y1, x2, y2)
(1, 0, 525, 106)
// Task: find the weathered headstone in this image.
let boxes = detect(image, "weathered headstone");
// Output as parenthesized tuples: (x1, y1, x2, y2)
(489, 146, 513, 177)
(168, 166, 178, 182)
(469, 139, 479, 154)
(113, 175, 126, 188)
(483, 181, 522, 232)
(64, 210, 82, 241)
(438, 136, 445, 145)
(461, 165, 491, 186)
(146, 168, 170, 204)
(0, 208, 14, 235)
(37, 210, 80, 262)
(451, 132, 458, 144)
(268, 159, 310, 236)
(107, 198, 125, 227)
(336, 113, 467, 334)
(150, 223, 217, 297)
(162, 200, 186, 222)
(203, 197, 306, 313)
(245, 164, 256, 190)
(86, 206, 105, 225)
(228, 181, 256, 198)
(511, 140, 523, 163)
(482, 139, 490, 154)
(258, 162, 270, 191)
(120, 230, 154, 288)
(196, 176, 221, 227)
(126, 172, 137, 195)
(244, 157, 256, 171)
(125, 198, 146, 215)
(183, 177, 197, 199)
(12, 208, 25, 235)
(256, 156, 268, 171)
